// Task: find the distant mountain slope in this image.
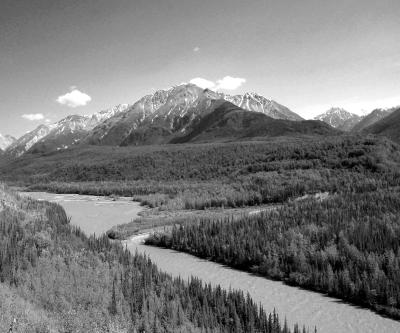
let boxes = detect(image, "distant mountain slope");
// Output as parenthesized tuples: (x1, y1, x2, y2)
(6, 104, 129, 156)
(352, 108, 394, 132)
(172, 101, 337, 143)
(87, 84, 303, 146)
(0, 134, 16, 151)
(314, 108, 362, 131)
(28, 115, 98, 154)
(223, 92, 303, 121)
(6, 124, 54, 157)
(362, 107, 400, 143)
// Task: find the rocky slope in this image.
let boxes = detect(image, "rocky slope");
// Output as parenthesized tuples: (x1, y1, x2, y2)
(314, 108, 362, 131)
(362, 107, 400, 143)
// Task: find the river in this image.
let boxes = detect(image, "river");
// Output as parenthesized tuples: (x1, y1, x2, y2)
(19, 191, 143, 235)
(21, 191, 400, 333)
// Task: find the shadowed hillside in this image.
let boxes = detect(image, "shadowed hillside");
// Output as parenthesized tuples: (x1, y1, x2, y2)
(171, 102, 337, 143)
(362, 107, 400, 143)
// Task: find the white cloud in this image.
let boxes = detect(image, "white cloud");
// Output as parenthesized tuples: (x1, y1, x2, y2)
(190, 77, 216, 89)
(215, 76, 246, 90)
(190, 76, 246, 91)
(45, 118, 52, 124)
(297, 95, 400, 119)
(56, 88, 92, 108)
(193, 46, 200, 52)
(21, 113, 45, 121)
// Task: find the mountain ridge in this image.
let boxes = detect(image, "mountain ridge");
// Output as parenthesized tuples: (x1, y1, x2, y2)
(6, 104, 130, 156)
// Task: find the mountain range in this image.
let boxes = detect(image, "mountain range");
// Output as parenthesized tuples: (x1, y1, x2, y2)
(4, 84, 309, 156)
(85, 84, 305, 147)
(313, 106, 399, 134)
(2, 83, 400, 158)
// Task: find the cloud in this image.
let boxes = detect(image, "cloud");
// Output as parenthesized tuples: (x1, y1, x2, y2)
(193, 46, 200, 52)
(215, 76, 246, 90)
(22, 113, 45, 121)
(56, 88, 91, 108)
(190, 78, 216, 89)
(190, 76, 246, 91)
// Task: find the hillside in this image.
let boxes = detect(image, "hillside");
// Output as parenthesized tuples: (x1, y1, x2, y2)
(362, 107, 400, 143)
(352, 108, 394, 132)
(172, 101, 337, 143)
(1, 134, 384, 184)
(2, 135, 400, 219)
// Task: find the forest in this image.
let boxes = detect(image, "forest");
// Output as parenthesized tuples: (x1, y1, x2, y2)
(6, 134, 400, 214)
(0, 184, 307, 332)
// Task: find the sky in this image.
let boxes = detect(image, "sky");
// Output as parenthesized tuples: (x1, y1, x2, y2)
(1, 0, 399, 137)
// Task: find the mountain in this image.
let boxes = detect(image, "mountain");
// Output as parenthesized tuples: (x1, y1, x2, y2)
(86, 84, 303, 146)
(362, 107, 400, 143)
(171, 101, 337, 144)
(314, 108, 362, 131)
(6, 104, 129, 156)
(0, 134, 16, 151)
(352, 108, 394, 132)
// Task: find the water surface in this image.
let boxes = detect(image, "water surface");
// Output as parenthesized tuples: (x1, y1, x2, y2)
(20, 191, 143, 235)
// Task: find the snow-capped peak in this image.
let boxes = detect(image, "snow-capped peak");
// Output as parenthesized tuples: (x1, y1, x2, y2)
(314, 107, 361, 130)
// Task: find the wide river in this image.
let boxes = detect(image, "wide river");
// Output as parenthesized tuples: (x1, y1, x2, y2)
(21, 191, 400, 333)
